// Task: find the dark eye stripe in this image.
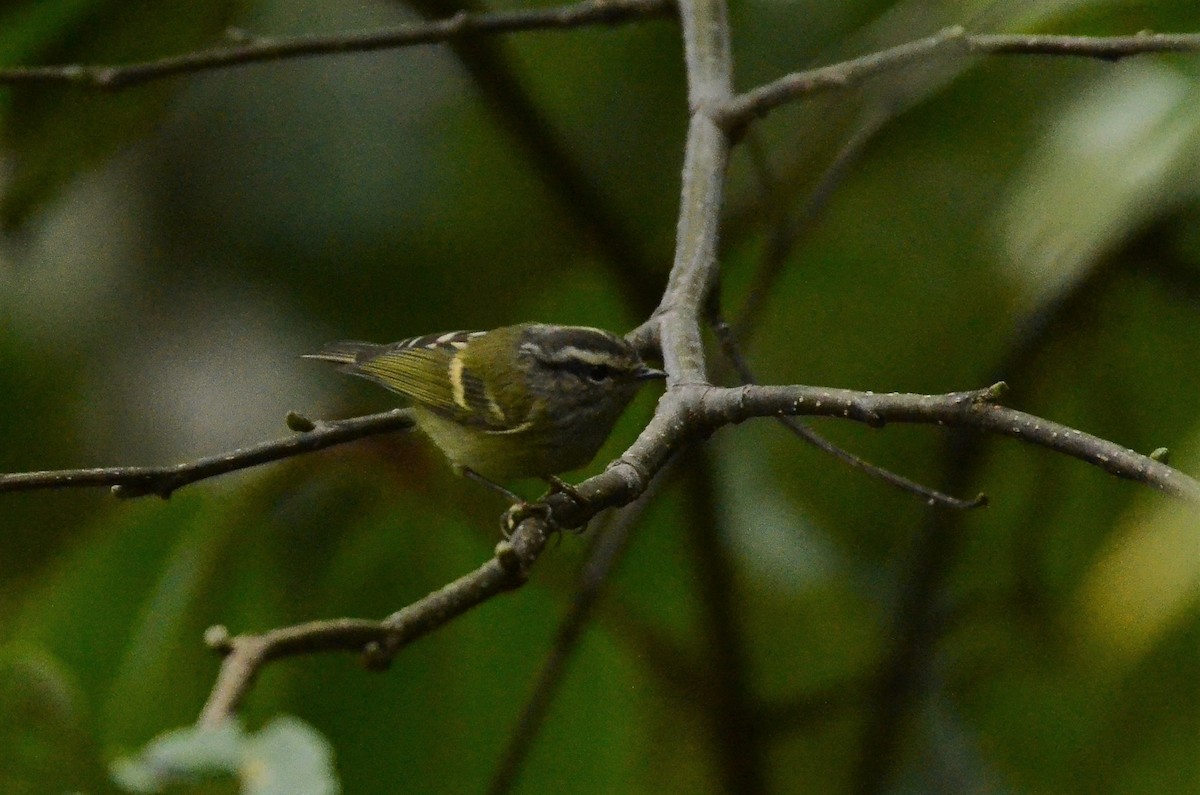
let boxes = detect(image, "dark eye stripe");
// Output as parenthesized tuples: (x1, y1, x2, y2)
(586, 363, 616, 381)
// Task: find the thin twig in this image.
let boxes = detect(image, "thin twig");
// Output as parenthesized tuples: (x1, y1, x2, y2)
(197, 620, 390, 727)
(0, 0, 675, 90)
(708, 312, 985, 509)
(3, 0, 1197, 742)
(720, 27, 1200, 130)
(974, 30, 1200, 58)
(696, 382, 1200, 504)
(0, 410, 414, 499)
(198, 519, 550, 726)
(4, 380, 1195, 507)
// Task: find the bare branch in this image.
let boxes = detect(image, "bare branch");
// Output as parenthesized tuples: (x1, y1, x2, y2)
(188, 378, 1196, 725)
(720, 27, 1200, 130)
(0, 0, 675, 90)
(196, 475, 700, 732)
(634, 0, 734, 378)
(0, 410, 414, 498)
(701, 383, 1200, 504)
(708, 312, 986, 510)
(198, 519, 550, 726)
(5, 379, 1191, 509)
(524, 378, 1199, 553)
(197, 620, 389, 727)
(972, 30, 1200, 58)
(851, 224, 1184, 793)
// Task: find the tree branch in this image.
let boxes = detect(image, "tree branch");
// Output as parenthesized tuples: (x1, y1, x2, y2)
(852, 224, 1180, 793)
(568, 380, 1200, 528)
(182, 373, 1196, 736)
(490, 378, 1200, 552)
(719, 27, 1200, 131)
(633, 0, 733, 379)
(198, 519, 550, 727)
(0, 0, 675, 90)
(0, 410, 414, 498)
(708, 311, 986, 510)
(703, 382, 1200, 503)
(4, 0, 1197, 743)
(5, 383, 1194, 507)
(172, 365, 1200, 726)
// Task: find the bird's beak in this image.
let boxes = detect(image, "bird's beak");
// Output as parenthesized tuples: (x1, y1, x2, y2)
(636, 365, 667, 381)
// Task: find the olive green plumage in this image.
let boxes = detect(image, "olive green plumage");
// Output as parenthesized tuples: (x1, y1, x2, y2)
(305, 323, 664, 482)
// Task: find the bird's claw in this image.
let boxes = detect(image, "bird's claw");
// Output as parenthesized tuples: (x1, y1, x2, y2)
(501, 500, 553, 538)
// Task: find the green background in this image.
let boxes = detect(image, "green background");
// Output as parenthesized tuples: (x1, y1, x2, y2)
(1, 0, 1198, 792)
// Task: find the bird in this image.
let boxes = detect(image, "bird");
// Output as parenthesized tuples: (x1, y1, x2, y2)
(305, 323, 665, 500)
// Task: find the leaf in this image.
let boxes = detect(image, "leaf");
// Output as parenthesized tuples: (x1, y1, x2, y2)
(111, 716, 339, 795)
(242, 717, 339, 795)
(111, 721, 242, 793)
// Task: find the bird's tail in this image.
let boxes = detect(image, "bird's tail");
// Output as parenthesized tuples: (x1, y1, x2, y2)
(302, 341, 384, 366)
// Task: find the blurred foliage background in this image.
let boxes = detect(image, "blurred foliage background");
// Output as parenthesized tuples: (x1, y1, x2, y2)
(1, 0, 1199, 792)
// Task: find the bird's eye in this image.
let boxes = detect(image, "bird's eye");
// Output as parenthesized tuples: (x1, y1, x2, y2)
(548, 356, 619, 383)
(587, 364, 612, 382)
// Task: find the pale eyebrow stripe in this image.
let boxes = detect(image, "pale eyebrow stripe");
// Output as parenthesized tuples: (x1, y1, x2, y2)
(549, 346, 618, 366)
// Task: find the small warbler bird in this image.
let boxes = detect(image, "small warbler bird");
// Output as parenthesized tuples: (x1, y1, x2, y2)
(305, 323, 664, 494)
